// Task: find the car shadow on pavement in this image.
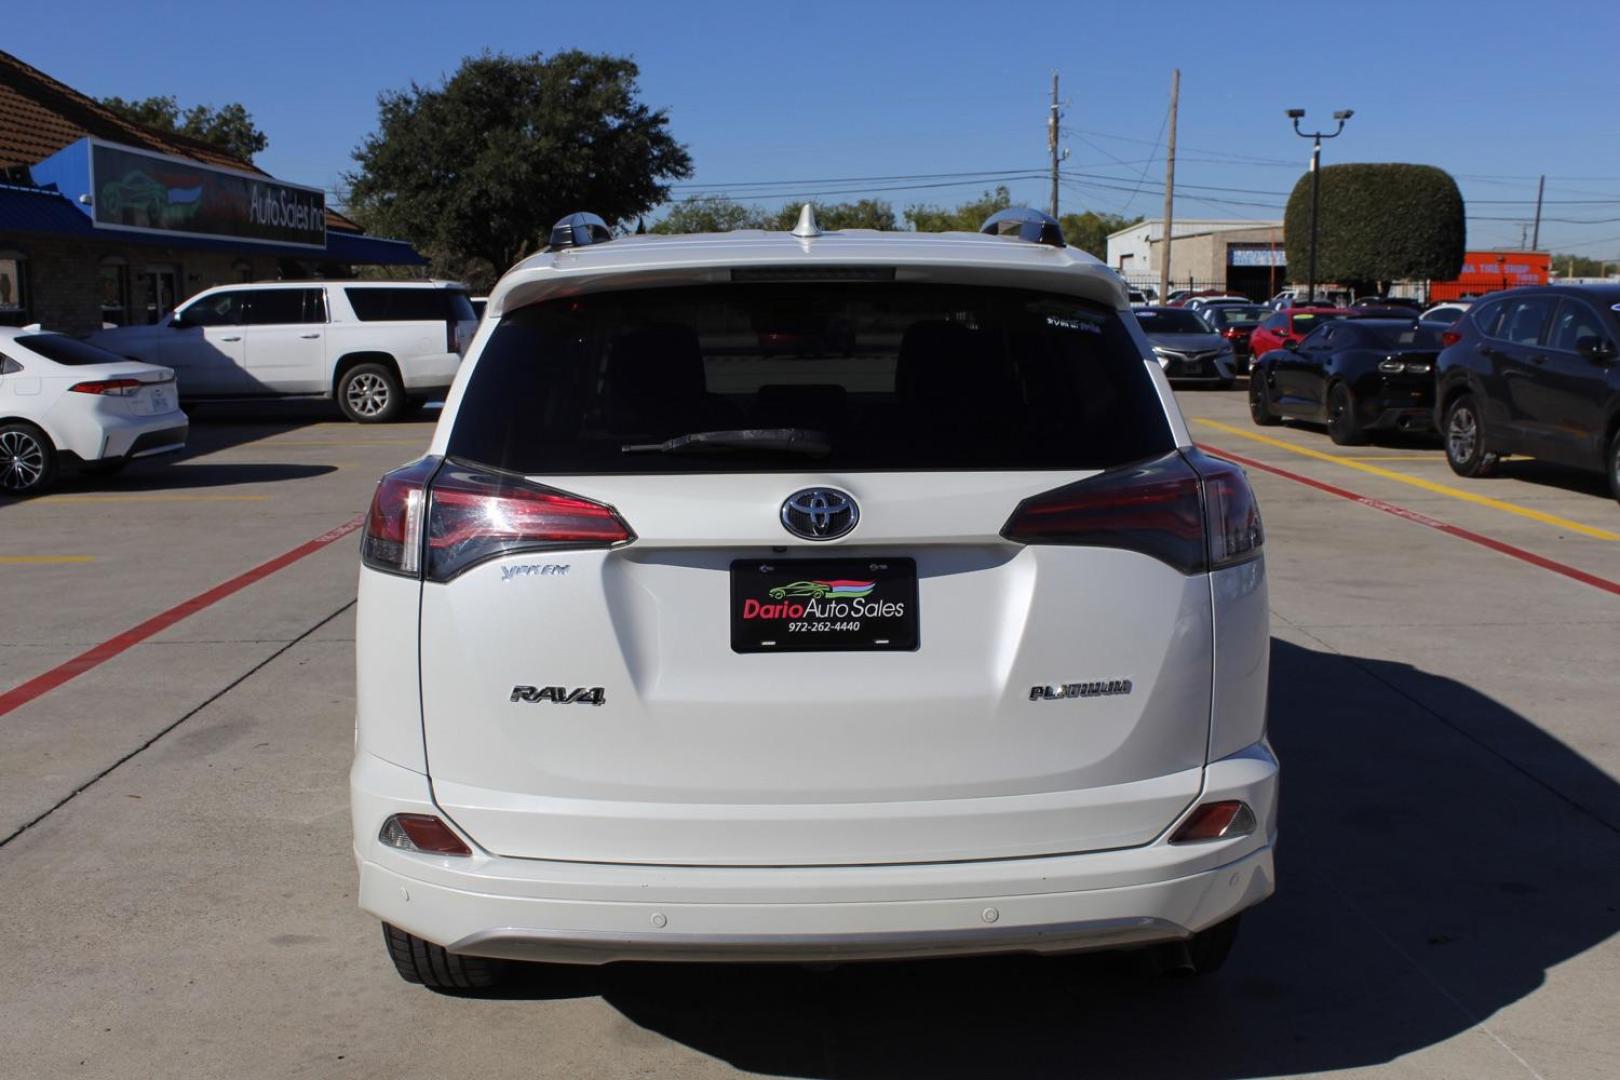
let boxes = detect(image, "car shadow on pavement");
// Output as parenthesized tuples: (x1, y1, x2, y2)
(1490, 457, 1613, 501)
(477, 636, 1620, 1079)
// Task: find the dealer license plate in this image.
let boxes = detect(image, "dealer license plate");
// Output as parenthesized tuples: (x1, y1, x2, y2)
(730, 558, 919, 653)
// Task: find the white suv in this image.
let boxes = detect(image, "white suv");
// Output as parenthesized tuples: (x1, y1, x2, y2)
(89, 281, 477, 422)
(352, 209, 1277, 990)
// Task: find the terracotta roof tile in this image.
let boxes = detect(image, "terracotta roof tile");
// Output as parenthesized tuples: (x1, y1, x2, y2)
(0, 48, 262, 174)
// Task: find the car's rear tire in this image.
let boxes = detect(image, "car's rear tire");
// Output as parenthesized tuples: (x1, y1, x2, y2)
(1443, 393, 1498, 477)
(1249, 373, 1280, 426)
(1327, 383, 1368, 446)
(382, 923, 509, 992)
(338, 363, 405, 424)
(1607, 428, 1620, 507)
(0, 420, 58, 495)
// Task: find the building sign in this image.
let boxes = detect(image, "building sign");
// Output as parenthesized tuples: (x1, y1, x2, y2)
(89, 142, 325, 250)
(1228, 243, 1286, 268)
(1428, 251, 1550, 301)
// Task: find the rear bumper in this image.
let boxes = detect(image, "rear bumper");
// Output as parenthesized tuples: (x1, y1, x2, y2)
(351, 742, 1278, 965)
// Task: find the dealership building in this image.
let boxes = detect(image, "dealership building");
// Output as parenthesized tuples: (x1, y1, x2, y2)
(0, 49, 424, 336)
(1106, 218, 1287, 299)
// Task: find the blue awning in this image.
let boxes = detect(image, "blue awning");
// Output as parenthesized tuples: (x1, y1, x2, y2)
(0, 183, 426, 265)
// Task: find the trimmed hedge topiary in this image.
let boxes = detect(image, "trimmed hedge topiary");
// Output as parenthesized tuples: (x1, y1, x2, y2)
(1284, 164, 1465, 288)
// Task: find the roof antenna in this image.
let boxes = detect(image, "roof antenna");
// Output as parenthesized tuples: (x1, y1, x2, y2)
(790, 203, 821, 238)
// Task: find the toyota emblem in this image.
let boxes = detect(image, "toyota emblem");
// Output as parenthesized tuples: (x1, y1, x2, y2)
(780, 488, 859, 541)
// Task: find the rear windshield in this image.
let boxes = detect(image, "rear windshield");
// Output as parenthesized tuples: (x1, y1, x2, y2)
(345, 287, 471, 323)
(14, 334, 129, 366)
(1133, 309, 1209, 334)
(1209, 306, 1266, 327)
(1362, 322, 1441, 349)
(448, 283, 1174, 474)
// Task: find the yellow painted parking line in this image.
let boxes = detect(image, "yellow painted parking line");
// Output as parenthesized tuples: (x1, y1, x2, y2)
(1332, 454, 1442, 462)
(0, 555, 95, 564)
(26, 493, 270, 505)
(1195, 418, 1620, 542)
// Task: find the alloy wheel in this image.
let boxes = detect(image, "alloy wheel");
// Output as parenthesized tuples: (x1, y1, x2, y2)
(0, 429, 46, 492)
(346, 373, 391, 418)
(1447, 405, 1478, 464)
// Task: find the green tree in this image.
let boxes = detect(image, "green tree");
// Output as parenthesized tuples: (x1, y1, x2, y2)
(649, 196, 768, 233)
(904, 186, 1013, 232)
(1284, 164, 1465, 293)
(346, 51, 693, 288)
(1550, 253, 1619, 278)
(101, 95, 268, 162)
(765, 198, 897, 231)
(1059, 210, 1143, 260)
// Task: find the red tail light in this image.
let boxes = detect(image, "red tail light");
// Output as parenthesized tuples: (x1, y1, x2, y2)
(1000, 450, 1262, 574)
(361, 457, 438, 577)
(69, 378, 142, 396)
(1170, 800, 1257, 843)
(1440, 330, 1462, 347)
(379, 813, 472, 856)
(362, 458, 634, 582)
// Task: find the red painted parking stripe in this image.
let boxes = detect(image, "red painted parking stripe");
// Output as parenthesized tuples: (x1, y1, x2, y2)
(1202, 443, 1620, 598)
(0, 516, 365, 719)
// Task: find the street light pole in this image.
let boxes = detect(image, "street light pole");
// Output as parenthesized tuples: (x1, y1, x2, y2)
(1287, 108, 1352, 304)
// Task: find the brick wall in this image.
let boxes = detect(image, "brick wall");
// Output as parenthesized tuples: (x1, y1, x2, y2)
(1, 235, 283, 335)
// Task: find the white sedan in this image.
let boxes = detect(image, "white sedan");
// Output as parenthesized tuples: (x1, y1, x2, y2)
(0, 327, 188, 495)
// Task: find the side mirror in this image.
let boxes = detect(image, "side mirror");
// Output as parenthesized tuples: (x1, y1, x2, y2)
(170, 311, 192, 329)
(1576, 335, 1615, 361)
(1283, 339, 1299, 351)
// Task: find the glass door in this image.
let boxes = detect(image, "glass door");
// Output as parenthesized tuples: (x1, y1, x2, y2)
(139, 266, 180, 324)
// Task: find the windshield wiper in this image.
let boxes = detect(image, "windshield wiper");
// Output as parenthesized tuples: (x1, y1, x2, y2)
(621, 428, 831, 457)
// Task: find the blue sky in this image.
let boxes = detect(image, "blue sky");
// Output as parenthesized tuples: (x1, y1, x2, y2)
(11, 0, 1620, 258)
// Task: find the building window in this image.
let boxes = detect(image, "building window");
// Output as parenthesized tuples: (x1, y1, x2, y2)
(99, 259, 131, 327)
(0, 252, 26, 327)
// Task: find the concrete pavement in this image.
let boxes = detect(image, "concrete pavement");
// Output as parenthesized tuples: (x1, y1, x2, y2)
(1, 391, 1616, 1079)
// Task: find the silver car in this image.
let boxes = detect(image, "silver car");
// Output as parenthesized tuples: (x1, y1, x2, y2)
(1134, 306, 1237, 388)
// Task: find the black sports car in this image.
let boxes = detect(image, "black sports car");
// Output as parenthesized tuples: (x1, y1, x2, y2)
(1249, 318, 1441, 445)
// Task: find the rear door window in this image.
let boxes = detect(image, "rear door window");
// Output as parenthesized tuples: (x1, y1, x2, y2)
(13, 334, 132, 366)
(448, 283, 1174, 475)
(245, 288, 325, 325)
(1501, 297, 1554, 345)
(345, 287, 453, 322)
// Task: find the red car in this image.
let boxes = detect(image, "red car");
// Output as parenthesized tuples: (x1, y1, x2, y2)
(1248, 307, 1350, 356)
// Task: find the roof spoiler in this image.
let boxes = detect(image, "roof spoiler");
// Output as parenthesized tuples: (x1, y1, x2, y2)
(980, 207, 1066, 248)
(547, 212, 613, 251)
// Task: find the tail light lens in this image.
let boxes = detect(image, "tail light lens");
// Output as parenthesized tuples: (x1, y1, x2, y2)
(1440, 329, 1462, 347)
(361, 458, 634, 582)
(1170, 801, 1257, 844)
(69, 378, 142, 396)
(361, 456, 438, 577)
(379, 813, 472, 856)
(1001, 450, 1262, 574)
(426, 463, 633, 581)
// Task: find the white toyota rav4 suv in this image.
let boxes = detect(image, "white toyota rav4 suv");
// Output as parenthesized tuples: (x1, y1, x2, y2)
(352, 208, 1276, 990)
(90, 280, 477, 422)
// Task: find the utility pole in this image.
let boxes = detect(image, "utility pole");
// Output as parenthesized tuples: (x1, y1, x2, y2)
(1048, 73, 1061, 218)
(1158, 68, 1179, 304)
(1531, 174, 1545, 250)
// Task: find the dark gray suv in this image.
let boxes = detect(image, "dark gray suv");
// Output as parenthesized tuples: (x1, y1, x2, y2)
(1434, 285, 1620, 503)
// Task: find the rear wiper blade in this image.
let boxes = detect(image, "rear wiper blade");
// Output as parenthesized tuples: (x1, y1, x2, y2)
(621, 428, 831, 457)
